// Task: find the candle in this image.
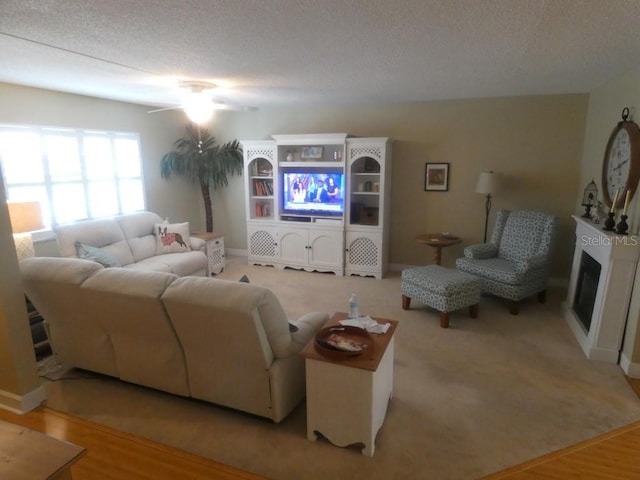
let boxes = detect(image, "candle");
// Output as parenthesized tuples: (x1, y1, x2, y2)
(611, 188, 620, 213)
(623, 189, 631, 216)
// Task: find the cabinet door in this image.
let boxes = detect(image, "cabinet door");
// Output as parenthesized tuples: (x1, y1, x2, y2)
(345, 230, 383, 278)
(279, 227, 308, 265)
(308, 229, 344, 269)
(247, 225, 279, 264)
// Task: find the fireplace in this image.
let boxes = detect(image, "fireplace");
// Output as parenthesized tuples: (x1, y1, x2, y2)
(572, 251, 601, 332)
(563, 216, 640, 363)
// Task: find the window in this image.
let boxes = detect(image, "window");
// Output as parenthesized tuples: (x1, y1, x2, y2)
(0, 125, 146, 231)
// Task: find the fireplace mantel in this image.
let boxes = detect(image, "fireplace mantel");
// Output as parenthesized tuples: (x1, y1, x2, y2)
(563, 216, 640, 363)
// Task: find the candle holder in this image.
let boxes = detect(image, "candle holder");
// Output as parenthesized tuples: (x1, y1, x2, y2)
(616, 214, 629, 235)
(603, 212, 616, 231)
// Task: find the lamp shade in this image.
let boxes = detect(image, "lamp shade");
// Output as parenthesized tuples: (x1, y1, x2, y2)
(7, 201, 44, 233)
(183, 89, 215, 124)
(475, 171, 500, 195)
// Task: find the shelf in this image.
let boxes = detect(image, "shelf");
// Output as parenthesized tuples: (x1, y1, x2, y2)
(352, 192, 380, 196)
(279, 161, 344, 168)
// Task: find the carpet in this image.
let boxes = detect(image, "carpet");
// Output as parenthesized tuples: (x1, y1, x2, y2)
(42, 257, 640, 479)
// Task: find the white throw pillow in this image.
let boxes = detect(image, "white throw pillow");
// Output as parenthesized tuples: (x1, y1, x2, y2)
(155, 222, 191, 254)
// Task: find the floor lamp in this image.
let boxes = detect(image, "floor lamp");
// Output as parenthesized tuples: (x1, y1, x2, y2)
(7, 201, 44, 260)
(475, 171, 499, 243)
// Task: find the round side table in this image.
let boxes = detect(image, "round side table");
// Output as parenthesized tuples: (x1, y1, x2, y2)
(415, 233, 462, 265)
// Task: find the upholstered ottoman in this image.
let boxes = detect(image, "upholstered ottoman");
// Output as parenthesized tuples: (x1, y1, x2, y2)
(401, 265, 481, 328)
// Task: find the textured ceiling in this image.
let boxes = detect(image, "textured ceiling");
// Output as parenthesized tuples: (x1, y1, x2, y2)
(1, 0, 640, 111)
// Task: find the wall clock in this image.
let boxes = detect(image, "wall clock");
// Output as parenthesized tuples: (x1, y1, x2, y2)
(602, 107, 640, 208)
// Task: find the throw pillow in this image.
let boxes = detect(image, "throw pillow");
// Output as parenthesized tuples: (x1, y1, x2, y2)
(155, 221, 191, 254)
(74, 241, 121, 268)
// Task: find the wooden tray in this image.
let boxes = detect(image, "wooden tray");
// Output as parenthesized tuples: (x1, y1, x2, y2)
(314, 325, 373, 360)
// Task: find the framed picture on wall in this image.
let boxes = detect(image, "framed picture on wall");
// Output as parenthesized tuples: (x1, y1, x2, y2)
(424, 163, 449, 191)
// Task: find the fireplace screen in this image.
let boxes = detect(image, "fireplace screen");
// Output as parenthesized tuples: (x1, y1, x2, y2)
(573, 251, 601, 332)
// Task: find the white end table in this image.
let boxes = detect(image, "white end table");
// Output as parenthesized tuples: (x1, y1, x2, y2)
(300, 312, 398, 456)
(192, 232, 225, 275)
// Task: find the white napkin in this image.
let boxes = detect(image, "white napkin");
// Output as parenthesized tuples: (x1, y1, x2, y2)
(339, 316, 391, 334)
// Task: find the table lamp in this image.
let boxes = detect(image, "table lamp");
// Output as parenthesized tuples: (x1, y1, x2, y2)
(475, 171, 500, 243)
(7, 201, 44, 260)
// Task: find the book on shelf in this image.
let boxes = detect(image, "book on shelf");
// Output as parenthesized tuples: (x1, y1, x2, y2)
(254, 202, 271, 218)
(253, 179, 273, 196)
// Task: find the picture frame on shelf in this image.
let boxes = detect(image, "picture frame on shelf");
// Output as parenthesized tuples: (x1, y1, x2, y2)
(424, 162, 449, 191)
(301, 146, 323, 160)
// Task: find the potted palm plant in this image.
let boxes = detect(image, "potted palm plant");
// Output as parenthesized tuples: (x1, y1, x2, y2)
(160, 123, 243, 232)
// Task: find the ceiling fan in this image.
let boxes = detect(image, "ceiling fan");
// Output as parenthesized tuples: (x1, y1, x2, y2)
(148, 81, 255, 124)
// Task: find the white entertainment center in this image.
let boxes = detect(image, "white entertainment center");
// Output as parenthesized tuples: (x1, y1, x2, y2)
(242, 134, 392, 278)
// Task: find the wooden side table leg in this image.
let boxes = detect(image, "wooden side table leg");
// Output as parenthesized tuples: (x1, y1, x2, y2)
(509, 301, 519, 315)
(401, 295, 411, 310)
(433, 246, 442, 265)
(439, 312, 449, 328)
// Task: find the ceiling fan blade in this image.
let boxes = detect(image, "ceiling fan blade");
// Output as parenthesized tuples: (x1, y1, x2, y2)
(147, 106, 181, 114)
(212, 103, 257, 111)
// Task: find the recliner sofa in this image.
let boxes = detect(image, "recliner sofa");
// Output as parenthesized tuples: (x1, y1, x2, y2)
(54, 211, 208, 277)
(20, 256, 328, 422)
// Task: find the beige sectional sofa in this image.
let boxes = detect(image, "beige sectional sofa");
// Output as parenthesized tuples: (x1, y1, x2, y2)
(20, 256, 328, 422)
(54, 211, 208, 277)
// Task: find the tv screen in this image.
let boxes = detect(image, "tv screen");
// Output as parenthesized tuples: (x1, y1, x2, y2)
(281, 171, 344, 217)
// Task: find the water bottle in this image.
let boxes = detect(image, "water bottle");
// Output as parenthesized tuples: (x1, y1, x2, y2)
(348, 293, 360, 318)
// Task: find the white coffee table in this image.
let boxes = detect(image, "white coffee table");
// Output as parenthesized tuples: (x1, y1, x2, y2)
(300, 312, 398, 456)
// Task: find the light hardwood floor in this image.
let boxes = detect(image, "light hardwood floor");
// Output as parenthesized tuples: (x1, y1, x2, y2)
(0, 378, 639, 479)
(0, 406, 266, 480)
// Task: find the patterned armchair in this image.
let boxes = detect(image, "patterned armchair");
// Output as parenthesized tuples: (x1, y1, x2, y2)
(455, 210, 557, 315)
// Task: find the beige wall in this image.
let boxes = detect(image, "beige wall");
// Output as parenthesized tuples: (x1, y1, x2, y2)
(216, 95, 588, 278)
(0, 84, 588, 280)
(0, 83, 200, 244)
(580, 67, 640, 368)
(579, 68, 640, 230)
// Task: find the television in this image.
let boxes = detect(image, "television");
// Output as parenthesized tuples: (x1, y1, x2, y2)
(281, 170, 345, 217)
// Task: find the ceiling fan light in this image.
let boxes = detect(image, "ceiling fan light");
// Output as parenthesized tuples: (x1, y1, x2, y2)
(183, 91, 214, 124)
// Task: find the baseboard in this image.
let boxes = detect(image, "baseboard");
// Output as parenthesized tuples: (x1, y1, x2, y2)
(232, 256, 570, 288)
(0, 384, 46, 414)
(389, 263, 414, 272)
(226, 248, 247, 257)
(619, 353, 640, 378)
